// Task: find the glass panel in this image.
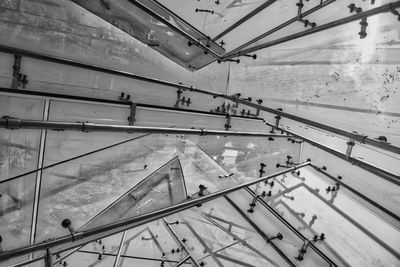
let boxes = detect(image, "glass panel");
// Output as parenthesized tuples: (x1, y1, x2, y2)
(36, 134, 185, 243)
(157, 0, 263, 39)
(216, 0, 298, 51)
(0, 1, 230, 89)
(64, 251, 116, 267)
(166, 197, 291, 267)
(82, 157, 186, 230)
(0, 95, 43, 180)
(0, 173, 35, 263)
(260, 167, 400, 266)
(301, 142, 400, 223)
(24, 259, 45, 267)
(188, 135, 301, 180)
(119, 220, 188, 264)
(228, 189, 338, 266)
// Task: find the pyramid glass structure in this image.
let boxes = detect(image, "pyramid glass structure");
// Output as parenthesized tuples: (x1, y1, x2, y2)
(0, 0, 399, 266)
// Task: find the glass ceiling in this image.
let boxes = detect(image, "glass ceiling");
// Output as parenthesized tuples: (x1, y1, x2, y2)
(0, 0, 399, 266)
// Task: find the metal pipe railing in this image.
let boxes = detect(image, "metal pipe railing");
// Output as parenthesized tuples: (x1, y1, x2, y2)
(0, 117, 284, 138)
(0, 162, 309, 261)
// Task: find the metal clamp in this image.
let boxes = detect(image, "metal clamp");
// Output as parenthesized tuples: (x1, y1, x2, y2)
(3, 117, 22, 130)
(81, 122, 95, 133)
(128, 103, 137, 126)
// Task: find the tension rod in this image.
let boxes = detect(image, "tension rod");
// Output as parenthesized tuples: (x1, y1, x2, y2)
(0, 117, 287, 138)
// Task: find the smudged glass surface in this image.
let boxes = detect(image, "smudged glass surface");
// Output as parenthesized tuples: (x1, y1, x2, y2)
(0, 95, 43, 180)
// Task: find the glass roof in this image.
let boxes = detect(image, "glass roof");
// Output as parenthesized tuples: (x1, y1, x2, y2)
(0, 0, 399, 266)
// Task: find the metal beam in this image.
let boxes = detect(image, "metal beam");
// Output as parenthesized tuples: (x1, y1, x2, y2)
(229, 2, 400, 57)
(113, 231, 127, 267)
(212, 0, 277, 41)
(222, 0, 336, 59)
(0, 117, 286, 138)
(0, 162, 309, 261)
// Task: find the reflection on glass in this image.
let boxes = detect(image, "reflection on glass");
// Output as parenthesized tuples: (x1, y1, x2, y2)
(260, 167, 400, 266)
(0, 173, 35, 251)
(189, 135, 301, 180)
(64, 251, 116, 267)
(36, 134, 186, 243)
(82, 157, 186, 230)
(166, 197, 290, 267)
(119, 220, 188, 266)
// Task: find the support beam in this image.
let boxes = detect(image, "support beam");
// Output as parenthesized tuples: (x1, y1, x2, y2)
(228, 2, 400, 57)
(0, 162, 310, 261)
(0, 117, 286, 138)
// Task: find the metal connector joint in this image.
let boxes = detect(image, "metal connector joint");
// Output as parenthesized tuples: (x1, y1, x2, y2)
(4, 117, 22, 130)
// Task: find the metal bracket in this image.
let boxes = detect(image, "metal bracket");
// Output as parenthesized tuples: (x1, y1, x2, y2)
(175, 87, 191, 108)
(224, 114, 232, 131)
(10, 55, 28, 89)
(3, 116, 22, 130)
(345, 139, 355, 159)
(100, 0, 111, 10)
(81, 122, 95, 133)
(128, 102, 137, 125)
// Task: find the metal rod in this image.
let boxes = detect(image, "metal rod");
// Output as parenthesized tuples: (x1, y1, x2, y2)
(212, 0, 277, 41)
(265, 121, 400, 185)
(30, 99, 50, 251)
(222, 0, 336, 59)
(113, 231, 127, 267)
(162, 219, 201, 267)
(126, 0, 221, 59)
(224, 196, 297, 267)
(0, 117, 286, 138)
(52, 246, 81, 265)
(0, 162, 309, 261)
(233, 2, 400, 56)
(0, 88, 264, 121)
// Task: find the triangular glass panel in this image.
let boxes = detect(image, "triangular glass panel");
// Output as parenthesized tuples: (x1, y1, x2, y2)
(81, 156, 187, 230)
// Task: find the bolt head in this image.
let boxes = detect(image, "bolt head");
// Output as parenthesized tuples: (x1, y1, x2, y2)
(61, 219, 72, 229)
